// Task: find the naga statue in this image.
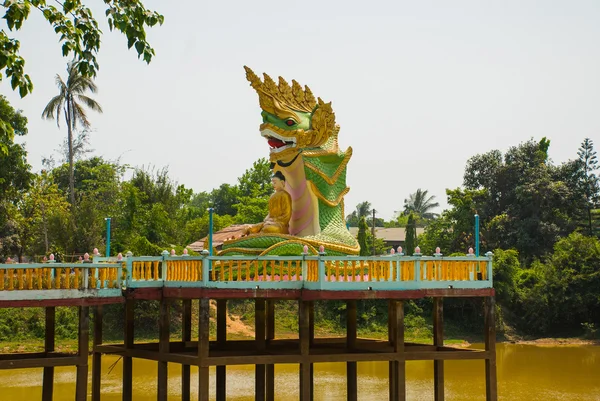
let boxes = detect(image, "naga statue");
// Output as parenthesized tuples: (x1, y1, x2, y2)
(219, 67, 360, 256)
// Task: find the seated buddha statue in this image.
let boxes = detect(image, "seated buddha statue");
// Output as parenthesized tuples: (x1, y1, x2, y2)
(246, 171, 292, 235)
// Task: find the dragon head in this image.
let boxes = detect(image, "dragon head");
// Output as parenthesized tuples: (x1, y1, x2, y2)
(244, 66, 336, 163)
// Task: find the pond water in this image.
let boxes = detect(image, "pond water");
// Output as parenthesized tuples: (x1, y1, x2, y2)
(0, 343, 599, 400)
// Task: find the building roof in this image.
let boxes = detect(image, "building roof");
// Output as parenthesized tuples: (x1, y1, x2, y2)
(348, 227, 425, 241)
(187, 224, 253, 252)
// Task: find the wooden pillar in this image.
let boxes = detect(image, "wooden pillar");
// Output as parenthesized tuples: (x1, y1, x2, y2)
(158, 299, 170, 401)
(198, 298, 210, 401)
(123, 299, 134, 401)
(76, 306, 90, 401)
(216, 300, 227, 401)
(299, 301, 312, 401)
(255, 299, 266, 401)
(309, 301, 314, 400)
(181, 299, 192, 401)
(433, 298, 444, 401)
(42, 306, 55, 401)
(388, 301, 397, 401)
(266, 300, 275, 401)
(485, 297, 498, 401)
(92, 305, 103, 401)
(392, 301, 405, 401)
(346, 300, 357, 401)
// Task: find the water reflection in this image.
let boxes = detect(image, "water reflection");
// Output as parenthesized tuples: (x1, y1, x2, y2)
(0, 344, 599, 400)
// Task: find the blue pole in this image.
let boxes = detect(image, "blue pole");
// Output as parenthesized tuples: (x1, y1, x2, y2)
(208, 208, 214, 256)
(474, 214, 480, 257)
(105, 217, 111, 257)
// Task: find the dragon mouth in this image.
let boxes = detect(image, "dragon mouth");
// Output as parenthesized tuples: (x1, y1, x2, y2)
(261, 128, 297, 154)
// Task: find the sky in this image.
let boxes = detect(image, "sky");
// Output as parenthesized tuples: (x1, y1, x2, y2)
(3, 0, 600, 220)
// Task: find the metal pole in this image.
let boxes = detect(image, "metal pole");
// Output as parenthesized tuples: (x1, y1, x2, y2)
(475, 213, 480, 257)
(105, 218, 111, 257)
(208, 208, 214, 256)
(372, 209, 376, 256)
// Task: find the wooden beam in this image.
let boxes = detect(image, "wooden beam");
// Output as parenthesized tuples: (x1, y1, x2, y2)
(255, 299, 266, 401)
(181, 299, 192, 401)
(216, 299, 227, 401)
(347, 300, 357, 401)
(158, 299, 170, 401)
(394, 300, 406, 401)
(0, 355, 80, 369)
(299, 301, 312, 401)
(388, 301, 397, 401)
(123, 299, 134, 401)
(433, 298, 444, 401)
(485, 297, 498, 401)
(198, 298, 210, 401)
(266, 300, 275, 401)
(76, 306, 89, 401)
(92, 305, 103, 401)
(42, 306, 55, 401)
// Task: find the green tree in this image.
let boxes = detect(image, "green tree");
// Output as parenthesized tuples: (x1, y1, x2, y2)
(403, 189, 440, 219)
(1, 1, 164, 97)
(42, 62, 103, 205)
(357, 216, 369, 256)
(0, 96, 32, 258)
(234, 158, 273, 224)
(346, 201, 372, 227)
(577, 138, 599, 236)
(404, 213, 417, 255)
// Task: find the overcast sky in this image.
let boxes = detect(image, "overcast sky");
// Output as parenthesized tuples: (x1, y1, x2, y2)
(3, 0, 599, 220)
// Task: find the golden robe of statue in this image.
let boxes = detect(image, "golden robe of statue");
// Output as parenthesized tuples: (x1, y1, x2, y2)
(247, 172, 292, 235)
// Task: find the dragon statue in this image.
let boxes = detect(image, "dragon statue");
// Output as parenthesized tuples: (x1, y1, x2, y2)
(219, 67, 359, 256)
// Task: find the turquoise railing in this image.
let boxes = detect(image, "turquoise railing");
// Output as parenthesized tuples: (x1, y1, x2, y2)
(0, 252, 493, 299)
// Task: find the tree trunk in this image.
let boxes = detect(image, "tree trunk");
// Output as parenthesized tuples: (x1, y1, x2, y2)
(67, 104, 75, 206)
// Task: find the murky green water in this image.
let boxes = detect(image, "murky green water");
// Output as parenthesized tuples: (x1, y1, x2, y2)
(0, 343, 598, 400)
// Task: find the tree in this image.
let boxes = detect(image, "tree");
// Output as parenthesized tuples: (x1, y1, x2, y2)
(346, 201, 372, 227)
(577, 138, 600, 236)
(403, 189, 440, 219)
(357, 216, 369, 256)
(0, 96, 32, 255)
(42, 62, 103, 205)
(404, 213, 417, 255)
(1, 1, 164, 97)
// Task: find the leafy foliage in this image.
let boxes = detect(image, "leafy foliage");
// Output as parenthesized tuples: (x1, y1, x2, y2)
(1, 0, 164, 97)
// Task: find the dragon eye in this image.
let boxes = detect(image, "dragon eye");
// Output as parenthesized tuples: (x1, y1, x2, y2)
(285, 119, 296, 127)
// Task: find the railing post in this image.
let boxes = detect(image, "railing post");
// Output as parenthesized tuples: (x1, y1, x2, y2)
(117, 253, 123, 289)
(301, 246, 308, 283)
(485, 251, 494, 283)
(414, 253, 422, 282)
(161, 250, 169, 284)
(201, 250, 210, 285)
(125, 252, 133, 288)
(317, 248, 326, 289)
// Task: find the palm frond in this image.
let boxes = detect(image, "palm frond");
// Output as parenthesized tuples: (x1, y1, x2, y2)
(41, 95, 65, 128)
(76, 95, 103, 113)
(72, 102, 91, 129)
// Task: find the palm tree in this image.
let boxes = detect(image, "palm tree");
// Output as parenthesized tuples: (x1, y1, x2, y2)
(403, 189, 440, 219)
(42, 62, 102, 205)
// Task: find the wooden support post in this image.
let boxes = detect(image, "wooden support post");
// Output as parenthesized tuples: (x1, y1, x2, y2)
(216, 300, 227, 401)
(198, 299, 210, 401)
(158, 298, 170, 401)
(76, 306, 90, 401)
(181, 299, 192, 401)
(433, 298, 444, 401)
(392, 301, 406, 401)
(299, 301, 312, 401)
(123, 299, 134, 401)
(309, 301, 314, 400)
(42, 306, 55, 401)
(388, 301, 397, 401)
(266, 300, 275, 401)
(255, 299, 266, 401)
(92, 305, 103, 401)
(485, 297, 498, 401)
(347, 300, 357, 401)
